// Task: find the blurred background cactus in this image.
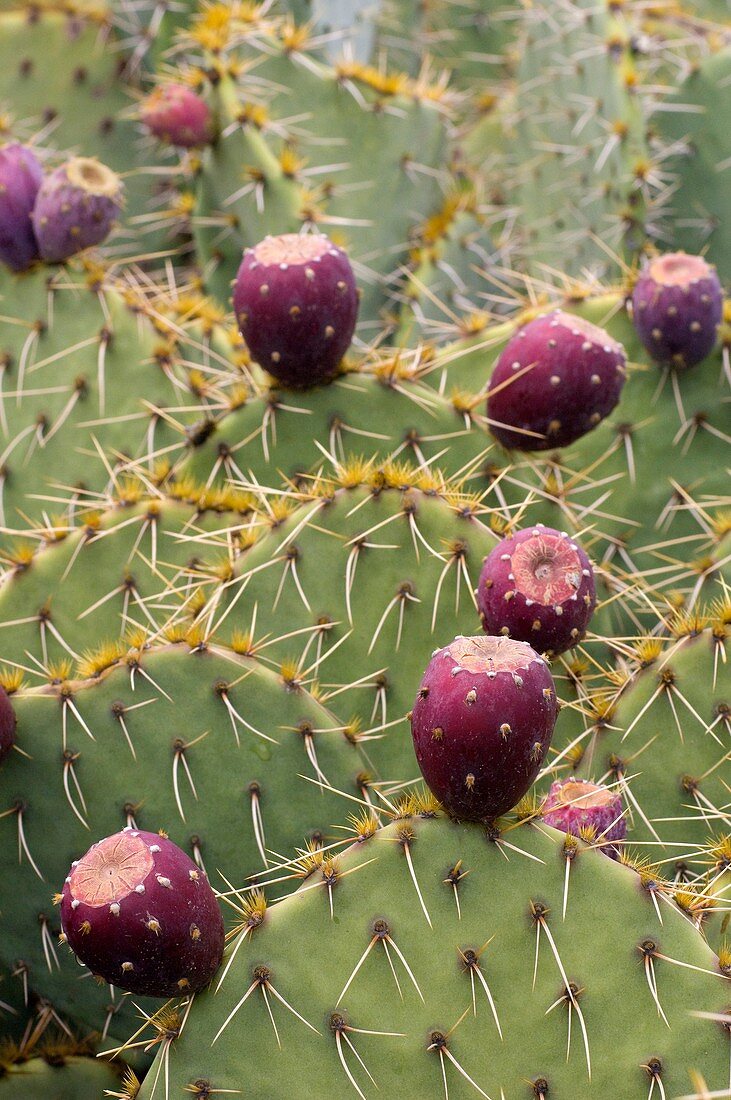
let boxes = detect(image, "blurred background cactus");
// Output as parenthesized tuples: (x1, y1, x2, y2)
(0, 1, 728, 1097)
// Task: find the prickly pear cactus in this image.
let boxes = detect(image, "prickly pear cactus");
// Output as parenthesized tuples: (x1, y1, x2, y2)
(0, 639, 369, 1044)
(136, 812, 731, 1098)
(0, 0, 728, 1096)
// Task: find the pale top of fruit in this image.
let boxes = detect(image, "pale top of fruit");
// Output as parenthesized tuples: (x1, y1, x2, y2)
(647, 252, 713, 287)
(446, 634, 542, 675)
(548, 310, 624, 354)
(69, 832, 153, 906)
(511, 532, 582, 605)
(65, 157, 121, 199)
(253, 233, 333, 266)
(551, 779, 615, 810)
(144, 83, 189, 107)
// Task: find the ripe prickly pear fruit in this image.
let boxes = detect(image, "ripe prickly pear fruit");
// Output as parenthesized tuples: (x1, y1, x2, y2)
(410, 635, 558, 822)
(59, 828, 224, 997)
(140, 84, 215, 148)
(631, 252, 723, 369)
(542, 778, 626, 857)
(476, 524, 596, 656)
(233, 232, 359, 388)
(486, 310, 626, 450)
(32, 157, 123, 263)
(0, 143, 42, 272)
(0, 685, 16, 764)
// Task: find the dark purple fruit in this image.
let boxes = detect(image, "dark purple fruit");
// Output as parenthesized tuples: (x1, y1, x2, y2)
(233, 232, 359, 388)
(631, 252, 723, 369)
(0, 143, 42, 272)
(542, 778, 625, 857)
(60, 828, 224, 997)
(32, 157, 123, 263)
(486, 310, 626, 450)
(477, 525, 596, 656)
(410, 635, 558, 822)
(0, 684, 16, 764)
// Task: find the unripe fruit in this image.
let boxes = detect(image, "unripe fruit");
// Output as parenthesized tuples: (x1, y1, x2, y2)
(542, 778, 626, 857)
(140, 84, 215, 148)
(410, 635, 558, 821)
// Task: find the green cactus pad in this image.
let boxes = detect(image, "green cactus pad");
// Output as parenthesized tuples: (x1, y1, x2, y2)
(0, 266, 209, 542)
(574, 624, 730, 858)
(0, 1052, 125, 1098)
(0, 493, 254, 671)
(465, 0, 650, 280)
(654, 48, 731, 273)
(137, 812, 731, 1098)
(0, 641, 368, 1043)
(177, 365, 493, 489)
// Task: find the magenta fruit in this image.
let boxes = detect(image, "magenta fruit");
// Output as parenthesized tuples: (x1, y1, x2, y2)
(233, 232, 359, 388)
(477, 524, 596, 656)
(631, 252, 723, 369)
(59, 828, 224, 997)
(0, 684, 16, 764)
(542, 778, 626, 857)
(410, 635, 558, 822)
(32, 157, 123, 263)
(140, 84, 215, 148)
(486, 310, 627, 450)
(0, 143, 42, 272)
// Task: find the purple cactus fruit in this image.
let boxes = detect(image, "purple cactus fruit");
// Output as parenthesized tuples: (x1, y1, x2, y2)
(140, 84, 215, 148)
(410, 635, 558, 822)
(32, 157, 123, 263)
(0, 143, 42, 272)
(631, 252, 723, 369)
(233, 232, 359, 388)
(59, 828, 224, 997)
(477, 525, 596, 656)
(486, 310, 627, 450)
(0, 685, 16, 764)
(542, 778, 626, 857)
